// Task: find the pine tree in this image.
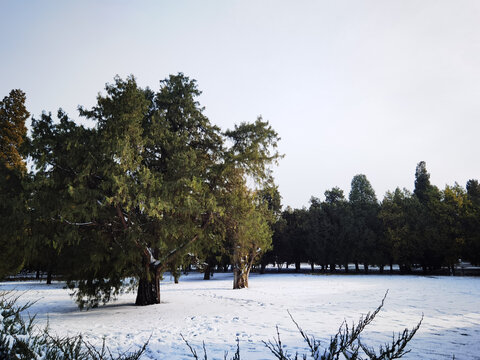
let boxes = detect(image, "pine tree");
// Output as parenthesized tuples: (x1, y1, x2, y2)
(348, 174, 380, 273)
(0, 90, 29, 279)
(223, 118, 282, 288)
(29, 75, 281, 306)
(465, 179, 480, 264)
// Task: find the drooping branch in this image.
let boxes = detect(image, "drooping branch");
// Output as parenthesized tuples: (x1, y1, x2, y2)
(115, 203, 150, 259)
(155, 212, 213, 273)
(115, 204, 129, 230)
(115, 204, 213, 273)
(60, 219, 96, 226)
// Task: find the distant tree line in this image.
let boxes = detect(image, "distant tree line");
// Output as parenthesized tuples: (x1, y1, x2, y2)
(262, 163, 480, 274)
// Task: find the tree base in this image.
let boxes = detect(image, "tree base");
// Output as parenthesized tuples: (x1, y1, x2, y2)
(135, 277, 160, 306)
(233, 270, 249, 289)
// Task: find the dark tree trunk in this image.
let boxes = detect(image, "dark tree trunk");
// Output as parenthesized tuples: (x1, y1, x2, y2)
(260, 262, 266, 274)
(400, 264, 411, 274)
(36, 270, 40, 280)
(422, 264, 427, 274)
(136, 260, 161, 306)
(135, 270, 161, 306)
(450, 264, 456, 276)
(330, 263, 336, 273)
(321, 264, 325, 272)
(310, 262, 315, 272)
(344, 262, 349, 273)
(379, 265, 384, 274)
(203, 264, 212, 280)
(390, 262, 393, 273)
(46, 269, 52, 285)
(355, 261, 359, 273)
(364, 263, 369, 274)
(171, 266, 180, 284)
(295, 261, 301, 273)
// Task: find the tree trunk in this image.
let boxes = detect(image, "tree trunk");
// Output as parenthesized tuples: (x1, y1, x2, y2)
(233, 267, 249, 289)
(364, 263, 369, 274)
(400, 264, 411, 274)
(170, 266, 180, 284)
(136, 261, 161, 306)
(422, 264, 427, 274)
(135, 277, 160, 305)
(344, 262, 349, 273)
(117, 206, 212, 306)
(260, 262, 266, 274)
(379, 264, 384, 274)
(295, 261, 301, 272)
(203, 264, 212, 280)
(136, 264, 161, 306)
(310, 262, 315, 272)
(46, 269, 52, 285)
(330, 263, 336, 273)
(389, 262, 393, 273)
(355, 261, 359, 273)
(233, 250, 255, 289)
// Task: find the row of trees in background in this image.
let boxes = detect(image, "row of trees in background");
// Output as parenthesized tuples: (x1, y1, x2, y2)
(265, 163, 480, 274)
(0, 75, 281, 308)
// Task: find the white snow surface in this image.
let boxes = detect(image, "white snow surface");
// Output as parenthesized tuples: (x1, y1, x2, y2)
(1, 273, 479, 359)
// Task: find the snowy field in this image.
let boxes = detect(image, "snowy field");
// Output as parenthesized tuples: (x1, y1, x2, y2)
(1, 273, 479, 359)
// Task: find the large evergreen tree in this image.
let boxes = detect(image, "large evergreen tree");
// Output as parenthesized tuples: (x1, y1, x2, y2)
(379, 188, 418, 272)
(348, 174, 380, 273)
(465, 179, 480, 264)
(28, 74, 280, 307)
(222, 118, 282, 288)
(322, 187, 352, 272)
(0, 90, 30, 279)
(412, 161, 445, 272)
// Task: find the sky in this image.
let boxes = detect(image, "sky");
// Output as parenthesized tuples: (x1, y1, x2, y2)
(1, 1, 480, 209)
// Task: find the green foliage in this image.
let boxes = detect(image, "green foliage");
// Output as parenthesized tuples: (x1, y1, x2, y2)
(224, 117, 282, 184)
(0, 89, 29, 172)
(379, 188, 417, 271)
(219, 169, 275, 288)
(320, 188, 352, 271)
(0, 90, 29, 279)
(348, 175, 381, 272)
(24, 73, 281, 306)
(269, 163, 480, 275)
(275, 207, 310, 270)
(413, 161, 430, 204)
(465, 180, 480, 264)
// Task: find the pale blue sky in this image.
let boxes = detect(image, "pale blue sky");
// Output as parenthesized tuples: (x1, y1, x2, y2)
(2, 1, 480, 208)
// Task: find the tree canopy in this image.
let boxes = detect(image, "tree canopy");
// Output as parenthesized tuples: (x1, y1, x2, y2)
(0, 90, 29, 278)
(23, 74, 281, 307)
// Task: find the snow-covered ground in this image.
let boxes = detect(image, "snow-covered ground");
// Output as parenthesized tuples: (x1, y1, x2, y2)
(1, 273, 479, 359)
